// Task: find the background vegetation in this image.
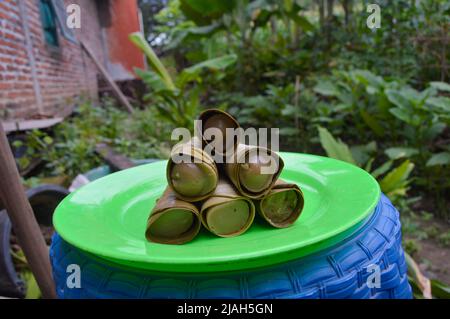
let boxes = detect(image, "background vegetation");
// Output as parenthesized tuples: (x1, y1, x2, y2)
(14, 0, 450, 296)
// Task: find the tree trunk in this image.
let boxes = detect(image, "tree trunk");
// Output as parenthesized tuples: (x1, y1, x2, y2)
(318, 0, 325, 29)
(327, 0, 334, 20)
(343, 0, 353, 27)
(293, 24, 300, 48)
(325, 0, 334, 45)
(270, 16, 278, 45)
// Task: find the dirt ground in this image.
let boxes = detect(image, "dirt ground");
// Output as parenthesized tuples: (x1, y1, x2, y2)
(415, 239, 450, 284)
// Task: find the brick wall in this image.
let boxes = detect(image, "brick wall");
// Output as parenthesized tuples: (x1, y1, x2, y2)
(0, 0, 107, 120)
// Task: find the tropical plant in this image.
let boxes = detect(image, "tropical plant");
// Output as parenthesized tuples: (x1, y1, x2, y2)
(130, 32, 237, 131)
(317, 126, 414, 202)
(313, 70, 450, 205)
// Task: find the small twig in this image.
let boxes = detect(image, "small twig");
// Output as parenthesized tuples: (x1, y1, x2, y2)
(294, 75, 301, 147)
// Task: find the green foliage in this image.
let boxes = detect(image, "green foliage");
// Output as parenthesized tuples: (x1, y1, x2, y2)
(317, 126, 356, 165)
(131, 32, 236, 131)
(22, 271, 41, 299)
(312, 69, 450, 215)
(402, 216, 427, 239)
(404, 239, 421, 256)
(379, 160, 414, 200)
(429, 279, 450, 299)
(20, 100, 170, 179)
(426, 152, 450, 167)
(385, 147, 419, 161)
(317, 127, 415, 203)
(12, 0, 449, 295)
(179, 0, 236, 26)
(22, 1, 449, 216)
(10, 249, 41, 299)
(438, 232, 450, 247)
(129, 32, 176, 91)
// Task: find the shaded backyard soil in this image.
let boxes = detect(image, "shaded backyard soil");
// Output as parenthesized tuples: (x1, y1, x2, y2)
(403, 214, 450, 285)
(415, 239, 450, 285)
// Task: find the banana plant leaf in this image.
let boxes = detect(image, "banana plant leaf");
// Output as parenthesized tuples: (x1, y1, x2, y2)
(129, 32, 176, 92)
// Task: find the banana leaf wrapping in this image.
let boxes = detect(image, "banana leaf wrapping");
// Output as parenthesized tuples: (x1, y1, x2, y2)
(224, 144, 284, 199)
(196, 109, 240, 159)
(146, 186, 201, 244)
(256, 179, 304, 228)
(200, 179, 255, 237)
(167, 137, 219, 202)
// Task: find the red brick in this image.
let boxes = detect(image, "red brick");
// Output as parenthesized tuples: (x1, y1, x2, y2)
(0, 0, 108, 119)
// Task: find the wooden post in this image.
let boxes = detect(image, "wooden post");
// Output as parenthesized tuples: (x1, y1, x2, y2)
(81, 41, 135, 114)
(0, 124, 56, 299)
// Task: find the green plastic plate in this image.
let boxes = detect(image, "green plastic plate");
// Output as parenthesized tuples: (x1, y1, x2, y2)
(53, 153, 380, 272)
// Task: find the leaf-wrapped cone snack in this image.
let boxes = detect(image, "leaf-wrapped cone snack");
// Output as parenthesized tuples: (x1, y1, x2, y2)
(225, 144, 284, 199)
(197, 109, 240, 158)
(256, 179, 304, 228)
(167, 137, 219, 202)
(200, 179, 255, 237)
(146, 186, 201, 244)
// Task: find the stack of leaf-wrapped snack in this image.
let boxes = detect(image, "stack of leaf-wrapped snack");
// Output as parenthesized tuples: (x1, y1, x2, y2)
(146, 109, 305, 244)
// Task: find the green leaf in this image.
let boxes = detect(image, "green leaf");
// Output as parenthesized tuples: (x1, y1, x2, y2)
(426, 152, 450, 166)
(43, 136, 53, 145)
(283, 0, 294, 12)
(424, 122, 446, 141)
(249, 4, 276, 28)
(135, 68, 174, 94)
(12, 140, 23, 148)
(18, 157, 30, 168)
(430, 279, 450, 299)
(155, 104, 178, 126)
(167, 22, 224, 49)
(350, 141, 377, 166)
(313, 81, 339, 97)
(371, 160, 393, 178)
(182, 0, 236, 17)
(180, 0, 236, 25)
(385, 147, 419, 160)
(22, 271, 41, 299)
(317, 127, 357, 165)
(333, 103, 351, 112)
(287, 13, 314, 32)
(386, 89, 411, 109)
(407, 87, 424, 102)
(379, 160, 414, 196)
(427, 96, 450, 111)
(177, 54, 236, 88)
(360, 109, 384, 137)
(430, 81, 450, 93)
(352, 70, 385, 89)
(364, 157, 375, 172)
(389, 107, 413, 124)
(279, 127, 298, 136)
(183, 54, 237, 73)
(281, 104, 297, 116)
(129, 32, 176, 91)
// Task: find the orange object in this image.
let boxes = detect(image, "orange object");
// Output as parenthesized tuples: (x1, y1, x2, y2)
(105, 0, 146, 81)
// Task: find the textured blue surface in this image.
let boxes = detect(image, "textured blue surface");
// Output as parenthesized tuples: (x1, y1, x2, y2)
(50, 194, 412, 299)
